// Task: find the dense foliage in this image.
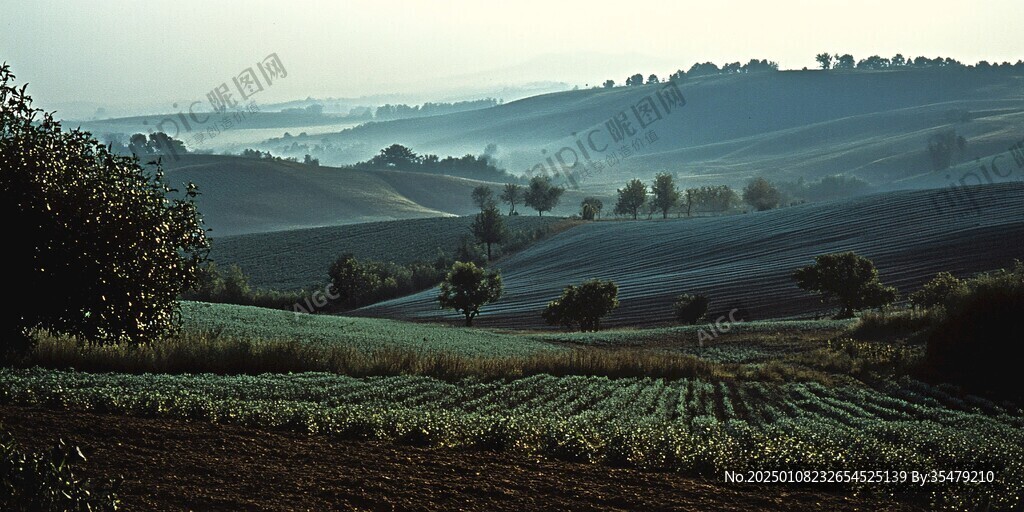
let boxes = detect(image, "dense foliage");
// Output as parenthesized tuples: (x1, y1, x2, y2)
(0, 64, 208, 356)
(673, 294, 709, 324)
(542, 280, 620, 331)
(1, 429, 119, 511)
(437, 262, 503, 326)
(793, 252, 898, 317)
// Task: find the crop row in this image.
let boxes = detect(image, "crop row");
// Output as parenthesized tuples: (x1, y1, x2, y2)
(0, 369, 1021, 510)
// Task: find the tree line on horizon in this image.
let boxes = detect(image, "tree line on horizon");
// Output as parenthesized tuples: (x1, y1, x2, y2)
(600, 53, 1024, 88)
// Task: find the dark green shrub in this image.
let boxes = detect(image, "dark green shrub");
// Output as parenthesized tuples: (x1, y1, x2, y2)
(674, 294, 709, 324)
(919, 262, 1024, 399)
(0, 431, 119, 511)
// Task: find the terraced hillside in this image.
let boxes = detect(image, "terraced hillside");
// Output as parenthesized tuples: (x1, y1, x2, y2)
(357, 183, 1024, 327)
(209, 216, 569, 290)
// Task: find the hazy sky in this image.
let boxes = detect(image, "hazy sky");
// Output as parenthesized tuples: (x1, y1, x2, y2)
(3, 0, 1022, 116)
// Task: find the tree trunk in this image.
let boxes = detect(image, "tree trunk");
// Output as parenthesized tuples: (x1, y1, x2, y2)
(465, 312, 474, 326)
(486, 243, 492, 261)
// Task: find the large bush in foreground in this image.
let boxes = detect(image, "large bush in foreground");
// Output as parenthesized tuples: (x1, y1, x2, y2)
(0, 64, 208, 355)
(920, 262, 1024, 399)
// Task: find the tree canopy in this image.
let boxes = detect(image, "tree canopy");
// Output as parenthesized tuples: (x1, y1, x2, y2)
(0, 63, 208, 356)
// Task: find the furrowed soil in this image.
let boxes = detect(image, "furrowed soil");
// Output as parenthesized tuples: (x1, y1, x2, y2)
(0, 405, 922, 511)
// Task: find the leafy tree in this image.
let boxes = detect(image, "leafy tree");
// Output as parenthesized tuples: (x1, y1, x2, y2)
(542, 279, 619, 332)
(834, 54, 855, 69)
(472, 205, 506, 261)
(580, 197, 603, 220)
(891, 53, 906, 67)
(368, 143, 420, 168)
(614, 179, 647, 219)
(471, 185, 494, 210)
(602, 79, 615, 88)
(815, 53, 833, 69)
(0, 63, 208, 357)
(625, 73, 644, 86)
(793, 252, 898, 318)
(650, 172, 680, 219)
(742, 177, 782, 211)
(674, 294, 709, 324)
(909, 272, 965, 309)
(329, 254, 369, 308)
(524, 175, 565, 216)
(647, 74, 660, 84)
(499, 183, 522, 215)
(437, 262, 502, 326)
(688, 62, 721, 77)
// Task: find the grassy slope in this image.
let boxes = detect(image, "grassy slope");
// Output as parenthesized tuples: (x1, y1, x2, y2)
(181, 302, 556, 357)
(161, 155, 590, 236)
(209, 216, 568, 290)
(356, 183, 1024, 327)
(282, 68, 1024, 190)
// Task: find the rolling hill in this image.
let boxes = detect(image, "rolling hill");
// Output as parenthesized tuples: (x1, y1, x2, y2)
(268, 68, 1024, 192)
(209, 216, 569, 290)
(354, 183, 1024, 328)
(160, 154, 589, 236)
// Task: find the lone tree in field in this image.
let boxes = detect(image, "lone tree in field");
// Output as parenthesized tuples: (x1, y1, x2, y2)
(542, 279, 619, 332)
(793, 252, 898, 318)
(674, 294, 709, 324)
(651, 172, 680, 219)
(0, 64, 208, 359)
(471, 185, 494, 210)
(580, 197, 603, 220)
(472, 205, 506, 261)
(524, 175, 565, 216)
(742, 177, 782, 211)
(499, 183, 523, 215)
(614, 179, 647, 219)
(438, 262, 503, 326)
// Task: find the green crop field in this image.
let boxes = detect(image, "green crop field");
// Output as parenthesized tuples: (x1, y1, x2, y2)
(181, 302, 559, 357)
(2, 368, 1020, 510)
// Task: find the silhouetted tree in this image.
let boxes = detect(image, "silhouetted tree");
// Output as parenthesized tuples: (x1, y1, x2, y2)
(471, 185, 494, 210)
(815, 53, 833, 69)
(369, 143, 420, 168)
(834, 54, 855, 69)
(524, 175, 564, 216)
(472, 205, 506, 261)
(742, 177, 782, 211)
(650, 172, 680, 219)
(626, 73, 645, 86)
(647, 74, 660, 84)
(614, 179, 647, 219)
(500, 183, 523, 215)
(602, 79, 615, 88)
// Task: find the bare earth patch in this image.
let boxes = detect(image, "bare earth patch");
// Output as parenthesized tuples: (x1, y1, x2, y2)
(0, 405, 924, 511)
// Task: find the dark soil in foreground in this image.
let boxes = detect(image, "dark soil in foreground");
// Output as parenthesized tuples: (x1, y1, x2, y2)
(1, 405, 921, 511)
